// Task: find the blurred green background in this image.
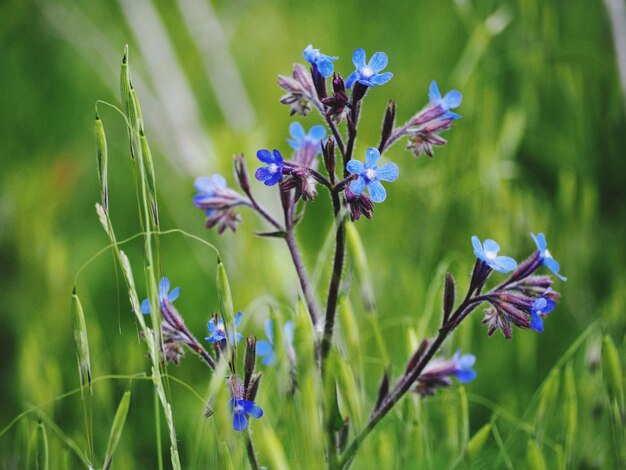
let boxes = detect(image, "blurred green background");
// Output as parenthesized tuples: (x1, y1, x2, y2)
(2, 0, 626, 468)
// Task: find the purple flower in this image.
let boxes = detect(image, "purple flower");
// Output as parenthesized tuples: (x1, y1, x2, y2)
(471, 236, 517, 273)
(303, 45, 337, 78)
(346, 147, 399, 203)
(531, 233, 567, 281)
(193, 175, 248, 233)
(228, 376, 263, 431)
(256, 319, 295, 366)
(451, 351, 477, 383)
(255, 149, 284, 186)
(140, 277, 180, 314)
(288, 122, 326, 154)
(205, 311, 243, 346)
(345, 48, 393, 89)
(529, 289, 556, 333)
(288, 122, 326, 169)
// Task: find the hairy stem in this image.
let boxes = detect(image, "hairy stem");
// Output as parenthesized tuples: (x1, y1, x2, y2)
(320, 193, 346, 367)
(285, 229, 320, 327)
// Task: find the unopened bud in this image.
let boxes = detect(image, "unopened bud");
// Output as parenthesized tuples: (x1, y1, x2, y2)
(379, 100, 396, 150)
(233, 154, 250, 193)
(245, 372, 263, 401)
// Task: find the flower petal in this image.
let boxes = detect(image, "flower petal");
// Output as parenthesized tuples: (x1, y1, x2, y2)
(261, 352, 276, 366)
(442, 90, 462, 109)
(140, 298, 151, 314)
(232, 409, 248, 431)
(367, 52, 388, 73)
(531, 232, 547, 252)
(368, 180, 387, 203)
(483, 239, 500, 253)
(492, 256, 517, 273)
(256, 149, 274, 164)
(458, 353, 476, 369)
(346, 159, 365, 175)
(264, 171, 282, 186)
(240, 400, 264, 419)
(168, 287, 180, 303)
(352, 48, 366, 68)
(317, 58, 334, 78)
(428, 81, 442, 103)
(289, 122, 305, 141)
(308, 125, 326, 142)
(471, 236, 483, 254)
(256, 340, 273, 356)
(530, 312, 544, 333)
(369, 72, 393, 86)
(302, 45, 316, 62)
(255, 167, 271, 182)
(234, 311, 243, 327)
(272, 149, 283, 164)
(349, 176, 366, 195)
(365, 147, 381, 168)
(345, 71, 358, 89)
(376, 162, 399, 182)
(455, 368, 477, 383)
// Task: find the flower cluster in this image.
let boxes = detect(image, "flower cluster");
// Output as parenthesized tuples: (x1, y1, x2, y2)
(406, 81, 463, 157)
(193, 175, 250, 233)
(470, 233, 566, 339)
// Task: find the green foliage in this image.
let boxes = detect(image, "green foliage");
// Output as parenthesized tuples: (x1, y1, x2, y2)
(1, 0, 625, 468)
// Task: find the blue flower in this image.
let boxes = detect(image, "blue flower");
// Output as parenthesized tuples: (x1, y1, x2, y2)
(288, 122, 326, 154)
(529, 289, 556, 333)
(452, 350, 477, 383)
(140, 277, 180, 314)
(303, 44, 338, 78)
(531, 233, 567, 281)
(346, 147, 399, 203)
(256, 319, 295, 366)
(228, 376, 263, 431)
(471, 236, 517, 273)
(428, 81, 462, 120)
(345, 48, 393, 89)
(205, 311, 244, 345)
(255, 149, 284, 186)
(415, 349, 477, 397)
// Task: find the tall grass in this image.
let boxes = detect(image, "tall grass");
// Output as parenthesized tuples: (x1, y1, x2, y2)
(1, 0, 625, 468)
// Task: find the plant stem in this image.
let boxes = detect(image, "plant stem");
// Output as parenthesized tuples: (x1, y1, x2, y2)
(285, 229, 320, 327)
(320, 193, 346, 367)
(245, 434, 260, 470)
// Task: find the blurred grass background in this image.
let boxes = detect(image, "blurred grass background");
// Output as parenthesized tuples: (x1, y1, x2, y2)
(1, 0, 625, 468)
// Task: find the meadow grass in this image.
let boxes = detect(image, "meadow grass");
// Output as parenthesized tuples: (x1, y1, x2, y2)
(1, 0, 625, 468)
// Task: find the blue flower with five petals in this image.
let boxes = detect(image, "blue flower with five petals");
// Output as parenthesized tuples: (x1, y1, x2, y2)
(452, 350, 477, 383)
(288, 122, 326, 154)
(529, 288, 556, 333)
(140, 277, 180, 314)
(346, 147, 399, 203)
(303, 45, 338, 78)
(531, 232, 567, 281)
(428, 80, 463, 120)
(205, 311, 244, 345)
(471, 236, 517, 273)
(345, 48, 393, 89)
(255, 149, 284, 186)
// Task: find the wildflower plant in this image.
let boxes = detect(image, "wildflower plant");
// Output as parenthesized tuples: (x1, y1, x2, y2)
(83, 44, 567, 469)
